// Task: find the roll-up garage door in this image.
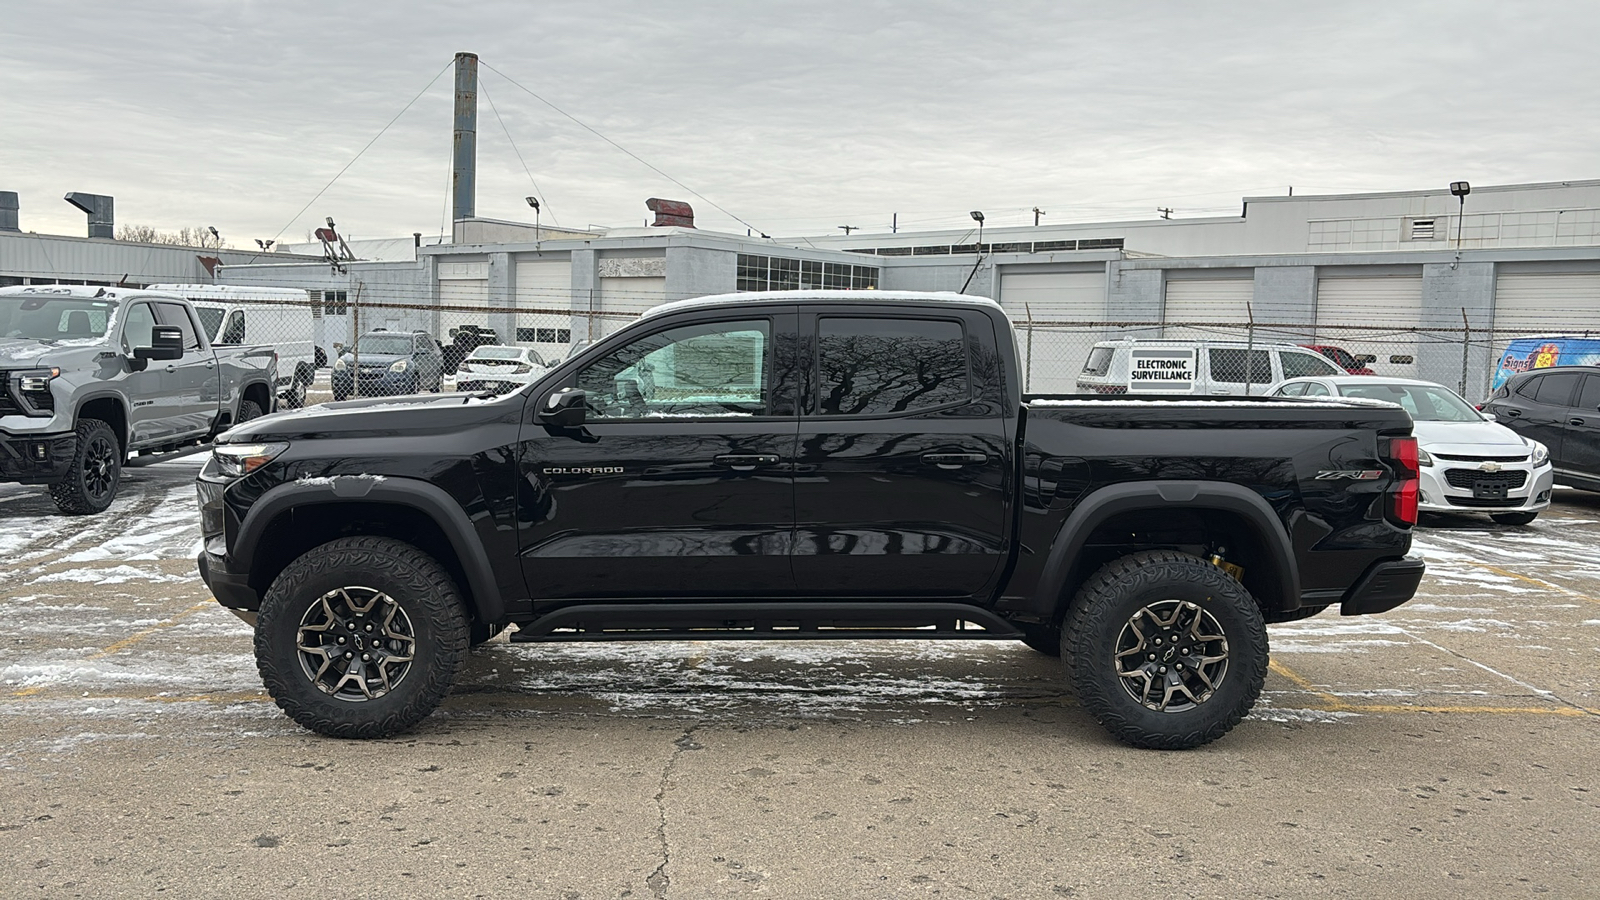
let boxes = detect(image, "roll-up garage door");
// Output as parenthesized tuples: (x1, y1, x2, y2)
(1493, 273, 1600, 336)
(998, 271, 1105, 320)
(1316, 275, 1423, 378)
(1162, 278, 1254, 342)
(438, 278, 490, 343)
(515, 258, 574, 352)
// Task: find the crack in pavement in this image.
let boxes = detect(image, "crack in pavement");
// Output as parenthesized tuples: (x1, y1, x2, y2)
(646, 723, 703, 898)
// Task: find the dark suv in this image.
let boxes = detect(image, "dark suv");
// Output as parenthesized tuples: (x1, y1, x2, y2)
(331, 331, 445, 401)
(1482, 365, 1600, 492)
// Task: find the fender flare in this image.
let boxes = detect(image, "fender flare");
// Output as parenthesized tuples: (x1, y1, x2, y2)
(1034, 480, 1299, 618)
(73, 390, 132, 447)
(232, 476, 505, 621)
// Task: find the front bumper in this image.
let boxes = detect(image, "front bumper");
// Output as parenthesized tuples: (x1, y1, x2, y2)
(197, 549, 259, 621)
(1418, 463, 1554, 514)
(1340, 556, 1426, 616)
(331, 369, 420, 396)
(0, 431, 76, 484)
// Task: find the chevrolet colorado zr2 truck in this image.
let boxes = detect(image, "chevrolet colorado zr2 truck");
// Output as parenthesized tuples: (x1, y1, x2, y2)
(197, 291, 1425, 749)
(0, 285, 277, 514)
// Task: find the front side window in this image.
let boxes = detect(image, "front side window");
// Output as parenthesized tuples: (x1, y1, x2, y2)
(576, 319, 770, 419)
(1281, 351, 1339, 378)
(816, 317, 968, 416)
(121, 302, 157, 351)
(221, 311, 246, 344)
(1208, 348, 1272, 385)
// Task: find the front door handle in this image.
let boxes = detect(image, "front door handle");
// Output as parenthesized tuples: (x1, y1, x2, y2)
(921, 451, 988, 469)
(714, 453, 780, 471)
(1570, 417, 1586, 426)
(1503, 409, 1521, 417)
(165, 364, 178, 373)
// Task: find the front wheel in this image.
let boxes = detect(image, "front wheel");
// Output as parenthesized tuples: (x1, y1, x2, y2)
(1490, 511, 1538, 526)
(255, 536, 470, 738)
(50, 418, 121, 515)
(1063, 550, 1267, 750)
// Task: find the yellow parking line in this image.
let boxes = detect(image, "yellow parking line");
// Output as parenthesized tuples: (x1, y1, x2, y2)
(1269, 659, 1349, 710)
(1470, 562, 1600, 606)
(86, 602, 211, 660)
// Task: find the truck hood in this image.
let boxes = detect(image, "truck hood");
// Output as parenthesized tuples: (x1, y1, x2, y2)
(0, 337, 101, 367)
(218, 390, 521, 443)
(1412, 419, 1533, 454)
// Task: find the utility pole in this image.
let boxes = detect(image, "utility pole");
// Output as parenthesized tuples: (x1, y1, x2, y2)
(452, 52, 479, 229)
(838, 225, 858, 235)
(1157, 207, 1174, 219)
(1032, 207, 1045, 226)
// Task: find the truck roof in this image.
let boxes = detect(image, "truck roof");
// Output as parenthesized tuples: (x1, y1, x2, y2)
(641, 290, 1006, 320)
(0, 285, 184, 303)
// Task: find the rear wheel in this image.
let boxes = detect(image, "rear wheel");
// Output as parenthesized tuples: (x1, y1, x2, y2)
(1063, 550, 1267, 750)
(1490, 511, 1538, 526)
(255, 536, 470, 738)
(237, 398, 264, 423)
(50, 418, 121, 515)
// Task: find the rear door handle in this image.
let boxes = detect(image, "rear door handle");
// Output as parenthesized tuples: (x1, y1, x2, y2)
(1571, 417, 1586, 426)
(714, 453, 780, 471)
(921, 452, 988, 469)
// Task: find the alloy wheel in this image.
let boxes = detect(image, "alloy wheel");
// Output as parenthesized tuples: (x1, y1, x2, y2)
(1113, 599, 1229, 712)
(82, 436, 117, 501)
(295, 587, 417, 701)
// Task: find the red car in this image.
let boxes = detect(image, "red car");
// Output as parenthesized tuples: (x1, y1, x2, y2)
(1303, 344, 1374, 375)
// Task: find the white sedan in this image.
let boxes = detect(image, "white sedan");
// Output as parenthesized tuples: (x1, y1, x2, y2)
(1272, 376, 1554, 525)
(454, 345, 551, 394)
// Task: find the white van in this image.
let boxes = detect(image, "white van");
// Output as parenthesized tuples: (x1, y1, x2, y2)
(150, 284, 320, 406)
(1075, 338, 1343, 396)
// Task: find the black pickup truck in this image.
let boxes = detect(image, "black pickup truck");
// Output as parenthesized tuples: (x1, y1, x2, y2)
(197, 291, 1425, 749)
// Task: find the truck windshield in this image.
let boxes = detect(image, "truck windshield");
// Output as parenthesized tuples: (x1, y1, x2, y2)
(0, 295, 116, 342)
(1341, 383, 1482, 422)
(356, 334, 414, 355)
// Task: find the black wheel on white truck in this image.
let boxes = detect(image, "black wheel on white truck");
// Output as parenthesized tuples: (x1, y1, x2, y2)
(1063, 549, 1268, 750)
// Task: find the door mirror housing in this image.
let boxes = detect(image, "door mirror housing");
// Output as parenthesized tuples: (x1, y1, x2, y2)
(1481, 413, 1497, 422)
(542, 387, 587, 427)
(133, 325, 184, 363)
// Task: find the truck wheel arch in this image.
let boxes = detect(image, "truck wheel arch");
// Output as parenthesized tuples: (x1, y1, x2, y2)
(1035, 481, 1300, 623)
(74, 393, 130, 453)
(233, 477, 505, 623)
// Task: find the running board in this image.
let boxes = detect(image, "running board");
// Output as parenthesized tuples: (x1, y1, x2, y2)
(509, 602, 1024, 643)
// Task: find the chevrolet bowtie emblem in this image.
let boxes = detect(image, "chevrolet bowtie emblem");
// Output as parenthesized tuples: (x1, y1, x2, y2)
(1479, 461, 1502, 473)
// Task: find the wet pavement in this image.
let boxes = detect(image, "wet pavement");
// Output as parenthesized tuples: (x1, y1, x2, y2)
(1, 456, 1597, 898)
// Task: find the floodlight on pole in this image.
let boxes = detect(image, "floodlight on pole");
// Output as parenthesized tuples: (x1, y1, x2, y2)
(1450, 181, 1471, 252)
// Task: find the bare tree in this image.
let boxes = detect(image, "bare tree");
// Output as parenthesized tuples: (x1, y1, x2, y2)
(115, 224, 232, 249)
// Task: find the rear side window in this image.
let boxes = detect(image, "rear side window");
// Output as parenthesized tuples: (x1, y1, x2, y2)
(1534, 372, 1581, 407)
(817, 317, 968, 416)
(1082, 346, 1114, 376)
(1515, 375, 1542, 400)
(1580, 375, 1600, 411)
(153, 302, 201, 350)
(1208, 348, 1272, 385)
(1303, 382, 1331, 397)
(1275, 382, 1305, 397)
(1281, 351, 1339, 378)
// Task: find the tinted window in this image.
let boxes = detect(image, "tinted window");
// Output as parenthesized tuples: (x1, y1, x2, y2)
(1581, 375, 1600, 411)
(154, 302, 201, 350)
(1515, 375, 1542, 400)
(1535, 372, 1581, 407)
(816, 317, 968, 416)
(1208, 348, 1272, 385)
(1281, 351, 1339, 378)
(121, 303, 157, 351)
(1083, 346, 1114, 376)
(577, 319, 770, 419)
(220, 311, 245, 344)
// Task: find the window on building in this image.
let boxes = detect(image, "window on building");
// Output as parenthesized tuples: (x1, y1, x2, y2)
(1208, 348, 1272, 385)
(517, 327, 573, 343)
(737, 254, 877, 293)
(815, 317, 969, 416)
(322, 290, 349, 316)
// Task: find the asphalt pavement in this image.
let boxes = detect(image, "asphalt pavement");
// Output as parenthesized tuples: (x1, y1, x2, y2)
(1, 456, 1596, 898)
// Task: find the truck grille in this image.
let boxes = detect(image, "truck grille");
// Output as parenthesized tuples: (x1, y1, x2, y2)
(1444, 469, 1527, 490)
(1435, 453, 1529, 463)
(0, 386, 18, 416)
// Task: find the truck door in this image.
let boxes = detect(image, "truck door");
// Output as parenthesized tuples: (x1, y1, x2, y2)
(119, 301, 172, 446)
(792, 308, 1011, 598)
(516, 311, 799, 599)
(153, 302, 219, 438)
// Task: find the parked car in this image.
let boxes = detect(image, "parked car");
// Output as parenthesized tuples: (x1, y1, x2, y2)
(455, 345, 550, 394)
(0, 285, 277, 514)
(1301, 344, 1375, 375)
(1272, 376, 1553, 525)
(331, 330, 445, 400)
(1481, 365, 1600, 494)
(199, 290, 1425, 750)
(1077, 338, 1343, 395)
(1490, 335, 1600, 391)
(151, 284, 322, 408)
(442, 324, 501, 375)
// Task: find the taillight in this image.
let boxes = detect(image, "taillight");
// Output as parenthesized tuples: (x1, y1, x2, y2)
(1387, 437, 1419, 526)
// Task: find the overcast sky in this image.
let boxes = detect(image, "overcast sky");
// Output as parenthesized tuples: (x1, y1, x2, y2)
(4, 1, 1599, 245)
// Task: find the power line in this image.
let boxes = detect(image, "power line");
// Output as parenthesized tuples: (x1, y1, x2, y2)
(480, 60, 767, 237)
(480, 78, 559, 227)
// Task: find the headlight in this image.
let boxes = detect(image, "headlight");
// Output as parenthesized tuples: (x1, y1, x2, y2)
(1531, 441, 1549, 466)
(212, 442, 289, 478)
(17, 367, 60, 393)
(1416, 447, 1433, 467)
(389, 359, 409, 373)
(333, 358, 347, 371)
(512, 364, 532, 374)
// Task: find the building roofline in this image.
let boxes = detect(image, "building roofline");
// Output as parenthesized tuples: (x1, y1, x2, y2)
(1243, 178, 1600, 204)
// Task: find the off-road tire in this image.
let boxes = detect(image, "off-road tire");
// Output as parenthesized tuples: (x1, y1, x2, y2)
(469, 621, 506, 648)
(1063, 549, 1267, 750)
(1018, 623, 1062, 656)
(255, 536, 470, 738)
(49, 418, 121, 515)
(1491, 511, 1538, 526)
(237, 399, 264, 423)
(1263, 604, 1329, 625)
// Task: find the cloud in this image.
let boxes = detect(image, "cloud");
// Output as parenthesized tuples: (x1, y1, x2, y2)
(3, 0, 1598, 242)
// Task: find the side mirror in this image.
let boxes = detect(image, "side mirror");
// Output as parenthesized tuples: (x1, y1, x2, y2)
(134, 325, 184, 363)
(542, 387, 587, 427)
(1482, 413, 1497, 422)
